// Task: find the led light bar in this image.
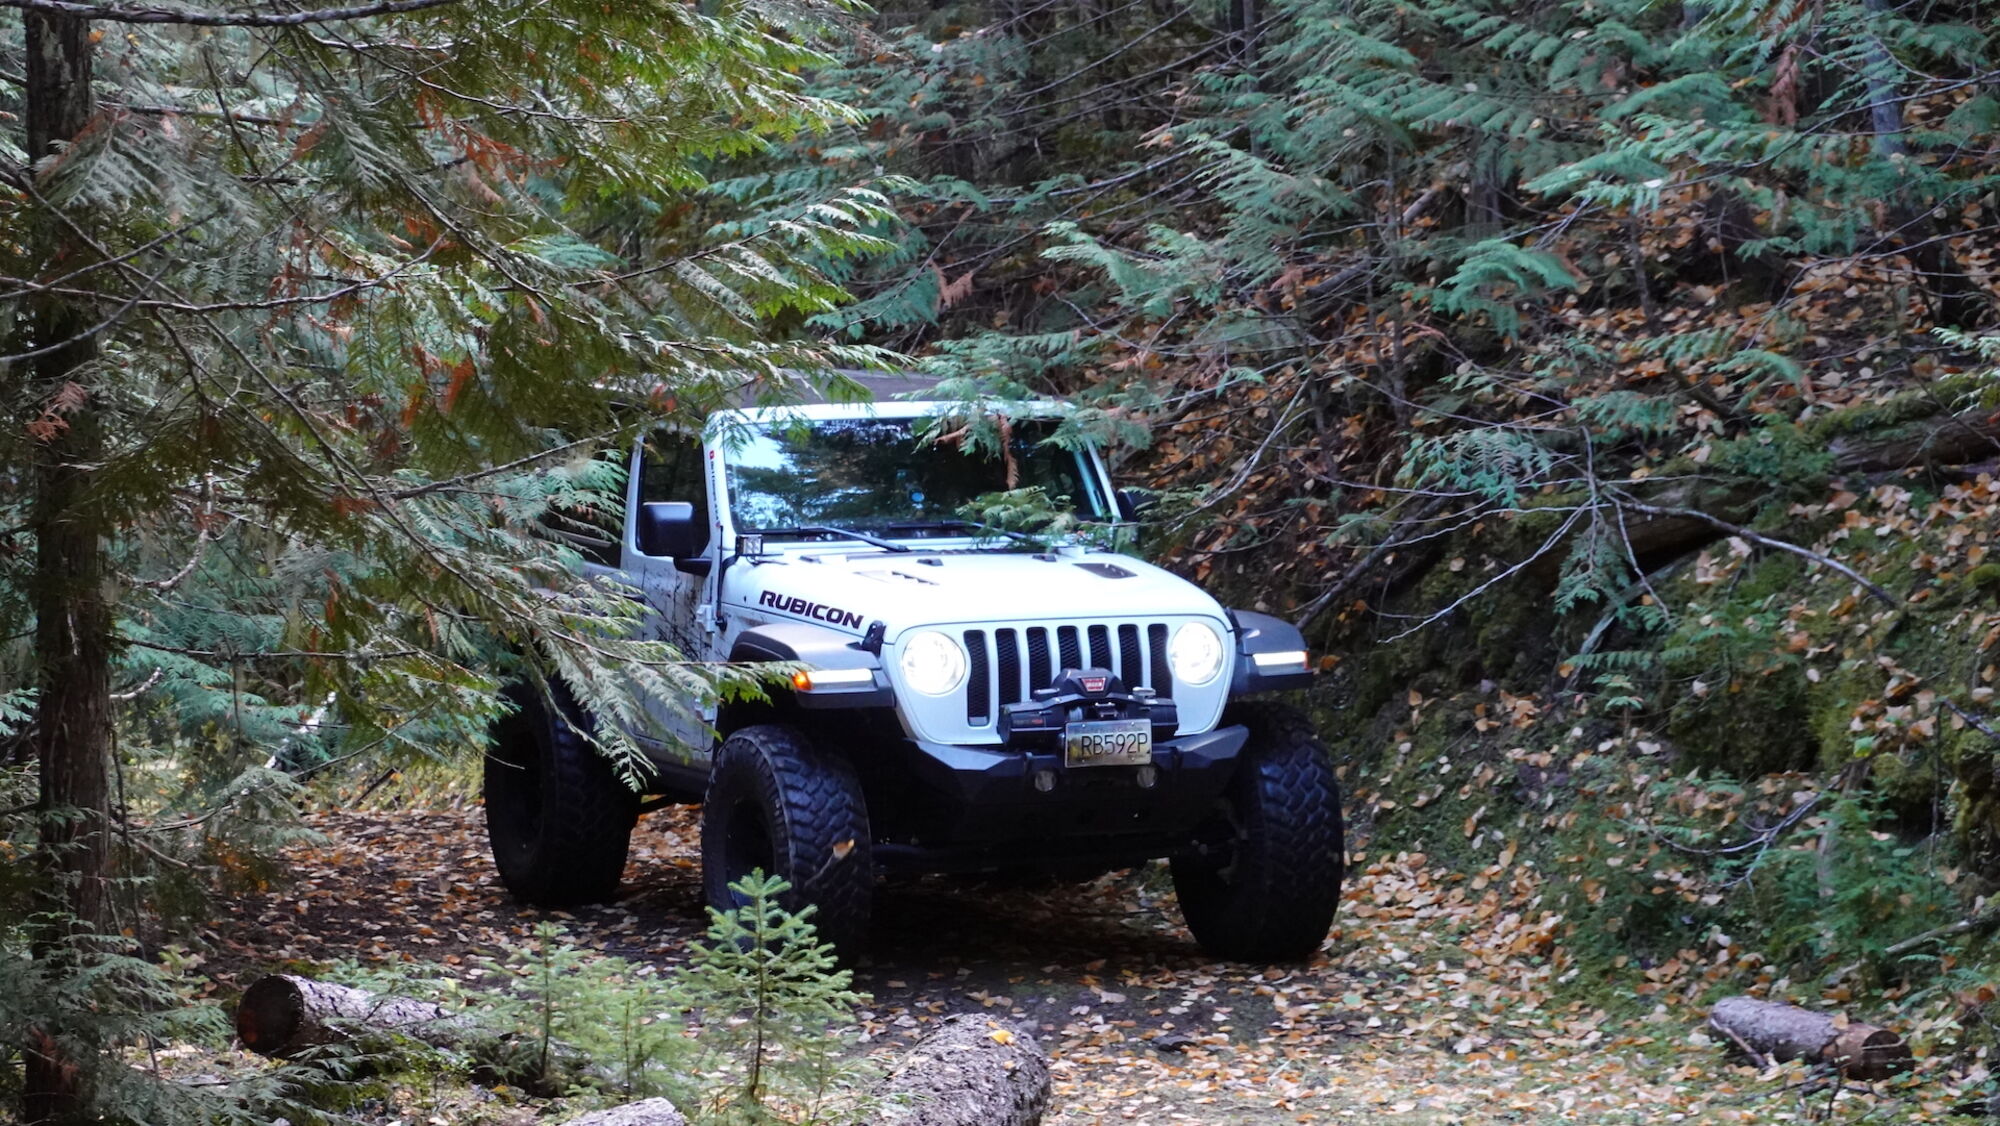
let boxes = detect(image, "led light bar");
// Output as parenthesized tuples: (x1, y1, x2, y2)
(1250, 649, 1310, 670)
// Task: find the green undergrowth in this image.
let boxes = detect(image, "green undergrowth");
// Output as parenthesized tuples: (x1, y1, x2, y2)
(315, 872, 879, 1125)
(1318, 689, 1985, 1030)
(1, 874, 875, 1126)
(1303, 464, 2000, 1053)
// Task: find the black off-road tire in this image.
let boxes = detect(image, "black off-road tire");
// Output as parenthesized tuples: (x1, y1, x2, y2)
(1170, 702, 1345, 962)
(702, 724, 873, 955)
(483, 681, 639, 907)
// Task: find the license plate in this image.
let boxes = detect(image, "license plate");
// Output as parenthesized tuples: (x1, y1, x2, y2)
(1063, 719, 1153, 768)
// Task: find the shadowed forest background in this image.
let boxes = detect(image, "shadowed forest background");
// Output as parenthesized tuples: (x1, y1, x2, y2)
(4, 0, 2000, 1121)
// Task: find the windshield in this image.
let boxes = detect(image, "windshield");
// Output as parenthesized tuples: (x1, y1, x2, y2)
(723, 417, 1110, 536)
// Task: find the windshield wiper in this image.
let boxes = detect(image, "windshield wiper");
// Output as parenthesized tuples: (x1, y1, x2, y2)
(884, 519, 1044, 547)
(755, 525, 911, 553)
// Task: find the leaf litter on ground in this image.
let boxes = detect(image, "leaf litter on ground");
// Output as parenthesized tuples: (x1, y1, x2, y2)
(171, 787, 1995, 1124)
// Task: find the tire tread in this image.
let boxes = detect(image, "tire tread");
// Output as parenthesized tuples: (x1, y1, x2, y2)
(484, 681, 638, 907)
(704, 724, 873, 954)
(1171, 701, 1345, 962)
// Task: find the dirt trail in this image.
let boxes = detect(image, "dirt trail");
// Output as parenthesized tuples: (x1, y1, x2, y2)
(204, 807, 1936, 1123)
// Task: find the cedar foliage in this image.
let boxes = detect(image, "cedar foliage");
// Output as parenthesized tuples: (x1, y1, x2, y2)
(783, 0, 1997, 710)
(779, 0, 1995, 607)
(774, 0, 2000, 991)
(2, 0, 896, 784)
(1, 0, 889, 1119)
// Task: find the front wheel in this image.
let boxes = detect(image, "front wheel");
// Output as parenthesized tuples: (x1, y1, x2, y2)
(1170, 703, 1345, 962)
(702, 724, 873, 955)
(483, 681, 640, 907)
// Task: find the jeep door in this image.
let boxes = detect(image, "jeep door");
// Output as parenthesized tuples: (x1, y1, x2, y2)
(620, 430, 720, 770)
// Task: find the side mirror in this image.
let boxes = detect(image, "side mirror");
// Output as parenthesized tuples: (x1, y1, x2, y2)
(637, 502, 710, 574)
(1115, 488, 1158, 522)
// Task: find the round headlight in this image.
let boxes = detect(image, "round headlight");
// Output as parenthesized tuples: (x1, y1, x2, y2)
(899, 630, 968, 696)
(1169, 621, 1226, 687)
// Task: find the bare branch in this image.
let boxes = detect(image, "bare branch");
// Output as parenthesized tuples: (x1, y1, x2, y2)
(1292, 495, 1453, 631)
(0, 0, 458, 26)
(0, 263, 169, 363)
(1608, 494, 1900, 607)
(109, 668, 166, 702)
(127, 639, 421, 661)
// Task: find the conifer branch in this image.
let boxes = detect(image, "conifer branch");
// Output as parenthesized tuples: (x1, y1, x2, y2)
(384, 434, 617, 500)
(115, 102, 289, 126)
(127, 639, 422, 660)
(0, 0, 459, 26)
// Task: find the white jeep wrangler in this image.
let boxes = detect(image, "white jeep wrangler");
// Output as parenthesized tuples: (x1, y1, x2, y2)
(483, 378, 1345, 961)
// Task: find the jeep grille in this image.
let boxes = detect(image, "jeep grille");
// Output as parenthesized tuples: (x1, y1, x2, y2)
(961, 622, 1174, 727)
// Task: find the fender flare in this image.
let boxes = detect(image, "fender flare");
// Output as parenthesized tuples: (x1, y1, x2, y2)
(1228, 609, 1315, 695)
(730, 621, 891, 708)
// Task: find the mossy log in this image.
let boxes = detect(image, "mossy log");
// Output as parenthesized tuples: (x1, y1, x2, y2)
(1828, 408, 2000, 475)
(880, 1014, 1051, 1126)
(1503, 407, 2000, 591)
(1708, 997, 1912, 1081)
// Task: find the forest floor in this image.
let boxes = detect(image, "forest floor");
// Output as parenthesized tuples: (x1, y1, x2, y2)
(193, 803, 1979, 1125)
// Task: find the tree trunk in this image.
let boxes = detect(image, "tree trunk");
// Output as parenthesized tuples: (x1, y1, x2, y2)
(22, 11, 108, 1126)
(880, 1014, 1051, 1126)
(1858, 0, 1990, 327)
(1708, 997, 1912, 1081)
(1227, 0, 1258, 67)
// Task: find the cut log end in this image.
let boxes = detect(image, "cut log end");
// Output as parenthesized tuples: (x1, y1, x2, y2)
(882, 1014, 1052, 1126)
(572, 1012, 1050, 1126)
(235, 974, 309, 1056)
(561, 1098, 688, 1126)
(1828, 1024, 1915, 1083)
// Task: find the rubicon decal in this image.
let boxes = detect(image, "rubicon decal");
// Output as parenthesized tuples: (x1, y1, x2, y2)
(757, 590, 865, 629)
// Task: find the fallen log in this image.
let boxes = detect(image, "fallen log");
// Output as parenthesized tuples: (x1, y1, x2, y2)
(562, 1098, 688, 1126)
(1830, 408, 2000, 475)
(1708, 997, 1912, 1081)
(235, 973, 595, 1094)
(236, 974, 472, 1057)
(880, 1013, 1051, 1126)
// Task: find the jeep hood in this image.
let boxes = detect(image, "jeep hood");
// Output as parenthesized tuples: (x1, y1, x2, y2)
(729, 548, 1226, 638)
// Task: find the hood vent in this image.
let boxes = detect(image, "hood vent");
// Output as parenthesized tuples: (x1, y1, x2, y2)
(1075, 562, 1134, 579)
(857, 569, 939, 587)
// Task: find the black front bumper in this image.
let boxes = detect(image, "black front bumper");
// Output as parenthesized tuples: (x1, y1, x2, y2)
(874, 724, 1248, 869)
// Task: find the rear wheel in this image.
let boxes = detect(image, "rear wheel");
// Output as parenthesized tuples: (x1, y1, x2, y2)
(1170, 703, 1345, 962)
(702, 724, 873, 955)
(483, 681, 639, 907)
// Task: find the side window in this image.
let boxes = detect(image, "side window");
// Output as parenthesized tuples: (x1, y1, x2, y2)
(639, 431, 711, 558)
(541, 452, 623, 567)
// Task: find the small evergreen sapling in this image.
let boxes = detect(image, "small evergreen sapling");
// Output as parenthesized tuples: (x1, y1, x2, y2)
(334, 877, 876, 1121)
(674, 872, 872, 1126)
